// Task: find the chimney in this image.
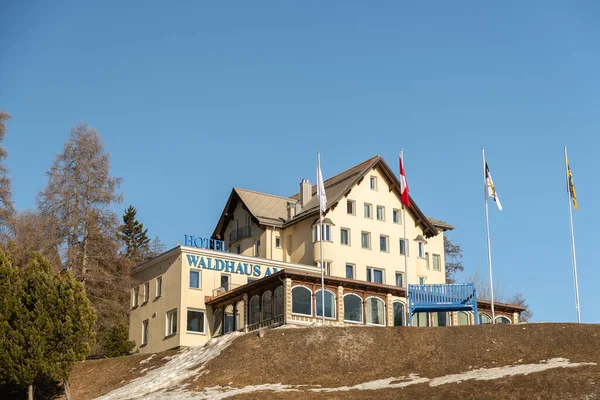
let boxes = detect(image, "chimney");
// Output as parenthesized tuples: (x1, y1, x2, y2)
(299, 179, 312, 208)
(287, 202, 296, 220)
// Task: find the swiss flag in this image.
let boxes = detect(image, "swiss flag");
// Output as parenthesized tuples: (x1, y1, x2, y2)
(399, 153, 410, 207)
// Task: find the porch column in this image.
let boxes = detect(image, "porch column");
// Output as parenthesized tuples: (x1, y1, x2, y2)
(232, 300, 237, 331)
(284, 277, 292, 324)
(242, 294, 249, 333)
(386, 294, 393, 326)
(337, 285, 344, 325)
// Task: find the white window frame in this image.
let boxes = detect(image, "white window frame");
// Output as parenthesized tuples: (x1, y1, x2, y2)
(364, 203, 373, 219)
(400, 238, 408, 256)
(315, 289, 337, 320)
(345, 263, 355, 279)
(495, 315, 512, 324)
(132, 287, 139, 307)
(189, 269, 201, 289)
(361, 231, 371, 249)
(365, 296, 386, 326)
(142, 319, 149, 345)
(392, 300, 407, 327)
(340, 228, 350, 246)
(366, 267, 384, 284)
(370, 176, 378, 190)
(393, 209, 401, 224)
(347, 200, 356, 215)
(395, 272, 404, 287)
(432, 254, 441, 271)
(186, 308, 206, 335)
(479, 312, 493, 324)
(313, 224, 332, 242)
(261, 291, 273, 321)
(379, 235, 389, 252)
(291, 285, 313, 317)
(343, 293, 363, 324)
(275, 236, 281, 248)
(419, 276, 426, 285)
(317, 261, 332, 275)
(418, 242, 425, 258)
(376, 205, 385, 221)
(254, 240, 261, 256)
(220, 273, 230, 291)
(143, 282, 150, 303)
(166, 308, 178, 336)
(156, 276, 163, 298)
(458, 311, 472, 326)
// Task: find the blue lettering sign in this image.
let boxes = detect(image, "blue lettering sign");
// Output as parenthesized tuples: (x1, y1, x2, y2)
(252, 265, 261, 277)
(184, 235, 228, 252)
(186, 255, 275, 280)
(187, 254, 199, 267)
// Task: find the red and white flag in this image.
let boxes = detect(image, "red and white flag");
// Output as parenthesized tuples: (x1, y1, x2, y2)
(399, 151, 410, 207)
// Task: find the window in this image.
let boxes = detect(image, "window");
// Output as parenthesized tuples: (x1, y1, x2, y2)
(361, 232, 371, 249)
(133, 287, 139, 307)
(142, 320, 149, 345)
(156, 277, 162, 297)
(249, 296, 260, 325)
(189, 270, 200, 289)
(479, 313, 492, 324)
(345, 264, 355, 279)
(318, 261, 332, 275)
(432, 254, 441, 271)
(166, 309, 178, 336)
(395, 272, 404, 287)
(220, 274, 230, 291)
(432, 311, 450, 327)
(347, 200, 355, 215)
(144, 282, 150, 303)
(367, 267, 384, 284)
(274, 286, 284, 317)
(425, 252, 430, 269)
(315, 290, 335, 319)
(393, 302, 405, 326)
(292, 286, 312, 316)
(366, 297, 385, 325)
(255, 240, 261, 256)
(379, 235, 388, 252)
(393, 209, 401, 224)
(187, 309, 205, 333)
(495, 316, 512, 324)
(364, 203, 372, 218)
(376, 206, 385, 221)
(313, 224, 331, 242)
(275, 236, 281, 248)
(412, 312, 429, 327)
(458, 312, 471, 326)
(419, 277, 425, 285)
(370, 176, 377, 190)
(247, 215, 252, 227)
(418, 242, 425, 258)
(262, 291, 273, 321)
(340, 228, 350, 245)
(400, 239, 408, 255)
(343, 294, 363, 323)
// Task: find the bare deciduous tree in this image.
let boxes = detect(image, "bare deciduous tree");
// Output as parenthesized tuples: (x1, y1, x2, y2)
(7, 210, 62, 268)
(37, 123, 122, 283)
(0, 111, 15, 239)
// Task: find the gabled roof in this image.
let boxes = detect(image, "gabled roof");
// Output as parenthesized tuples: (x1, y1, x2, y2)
(212, 155, 445, 239)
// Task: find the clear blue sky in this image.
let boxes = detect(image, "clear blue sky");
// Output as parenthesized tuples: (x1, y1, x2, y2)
(2, 1, 599, 323)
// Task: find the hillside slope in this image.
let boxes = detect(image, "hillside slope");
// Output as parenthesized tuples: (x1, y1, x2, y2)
(68, 323, 600, 399)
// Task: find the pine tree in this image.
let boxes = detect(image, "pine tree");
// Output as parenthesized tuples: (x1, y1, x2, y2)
(118, 205, 150, 261)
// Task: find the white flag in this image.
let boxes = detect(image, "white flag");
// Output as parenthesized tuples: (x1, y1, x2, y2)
(317, 154, 327, 217)
(485, 162, 502, 211)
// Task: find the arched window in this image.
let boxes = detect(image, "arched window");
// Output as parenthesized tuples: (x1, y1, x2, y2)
(249, 295, 260, 325)
(392, 301, 405, 326)
(261, 291, 272, 321)
(315, 289, 336, 319)
(432, 311, 451, 327)
(343, 294, 362, 323)
(479, 313, 492, 324)
(292, 286, 312, 316)
(274, 286, 284, 317)
(213, 310, 223, 335)
(365, 297, 385, 326)
(495, 316, 511, 324)
(224, 304, 235, 333)
(457, 311, 471, 326)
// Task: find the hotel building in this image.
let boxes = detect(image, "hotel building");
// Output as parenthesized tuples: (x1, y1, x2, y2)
(129, 155, 524, 354)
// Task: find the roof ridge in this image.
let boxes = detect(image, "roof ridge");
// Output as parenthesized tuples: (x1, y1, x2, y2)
(234, 187, 296, 202)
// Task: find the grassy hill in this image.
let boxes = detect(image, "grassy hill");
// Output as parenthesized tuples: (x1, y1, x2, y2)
(63, 323, 600, 399)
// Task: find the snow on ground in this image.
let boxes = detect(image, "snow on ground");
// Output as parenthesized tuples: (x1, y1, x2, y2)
(139, 358, 595, 399)
(97, 332, 243, 400)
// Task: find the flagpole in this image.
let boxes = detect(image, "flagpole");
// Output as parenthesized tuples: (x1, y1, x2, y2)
(318, 152, 326, 325)
(482, 148, 496, 323)
(401, 150, 410, 326)
(564, 146, 581, 323)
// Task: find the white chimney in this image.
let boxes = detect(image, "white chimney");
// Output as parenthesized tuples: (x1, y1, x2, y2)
(299, 179, 312, 208)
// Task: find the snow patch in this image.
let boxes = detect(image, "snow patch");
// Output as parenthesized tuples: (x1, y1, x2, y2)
(139, 354, 155, 365)
(97, 332, 243, 400)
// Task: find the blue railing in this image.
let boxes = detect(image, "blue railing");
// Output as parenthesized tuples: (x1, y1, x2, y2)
(408, 283, 479, 325)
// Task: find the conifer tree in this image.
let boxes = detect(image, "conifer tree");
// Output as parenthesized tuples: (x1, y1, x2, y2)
(118, 205, 150, 261)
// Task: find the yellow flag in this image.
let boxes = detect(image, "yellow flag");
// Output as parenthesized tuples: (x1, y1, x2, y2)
(566, 157, 578, 210)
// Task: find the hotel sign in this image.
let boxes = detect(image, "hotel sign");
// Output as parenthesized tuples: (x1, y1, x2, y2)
(184, 235, 227, 252)
(186, 255, 280, 278)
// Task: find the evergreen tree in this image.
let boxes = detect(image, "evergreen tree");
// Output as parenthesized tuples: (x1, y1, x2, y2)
(102, 324, 135, 357)
(118, 205, 150, 261)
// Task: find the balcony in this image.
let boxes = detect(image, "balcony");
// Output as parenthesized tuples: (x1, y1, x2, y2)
(229, 226, 251, 243)
(408, 283, 477, 312)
